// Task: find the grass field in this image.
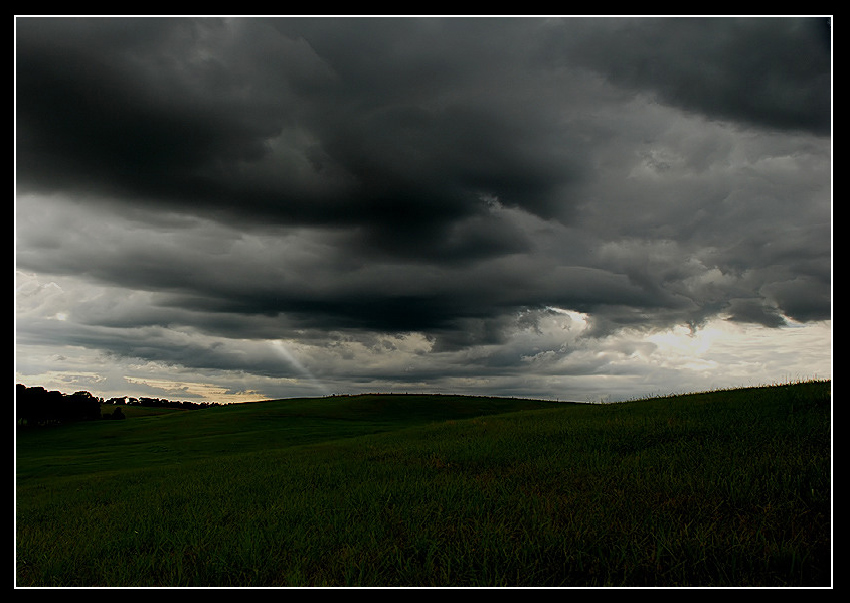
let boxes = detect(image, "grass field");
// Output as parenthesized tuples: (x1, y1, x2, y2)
(15, 382, 831, 587)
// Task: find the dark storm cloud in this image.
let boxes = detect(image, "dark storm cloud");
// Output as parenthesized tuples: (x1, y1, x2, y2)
(556, 17, 832, 136)
(16, 16, 831, 387)
(16, 17, 830, 225)
(15, 17, 586, 250)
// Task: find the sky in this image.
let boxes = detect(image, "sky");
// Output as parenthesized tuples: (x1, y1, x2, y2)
(14, 16, 832, 404)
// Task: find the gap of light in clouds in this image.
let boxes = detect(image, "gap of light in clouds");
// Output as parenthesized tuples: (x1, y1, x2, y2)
(271, 340, 332, 398)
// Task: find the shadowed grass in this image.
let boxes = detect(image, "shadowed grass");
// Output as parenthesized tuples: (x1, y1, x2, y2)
(16, 382, 831, 586)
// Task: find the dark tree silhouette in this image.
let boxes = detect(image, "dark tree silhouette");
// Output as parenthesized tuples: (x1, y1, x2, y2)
(16, 384, 221, 427)
(17, 385, 102, 427)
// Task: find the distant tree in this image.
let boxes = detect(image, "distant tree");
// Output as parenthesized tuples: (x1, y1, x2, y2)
(66, 391, 102, 422)
(16, 384, 29, 424)
(17, 385, 100, 426)
(17, 384, 218, 427)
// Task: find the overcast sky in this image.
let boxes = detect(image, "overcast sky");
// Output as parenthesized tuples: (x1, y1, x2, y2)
(15, 16, 832, 404)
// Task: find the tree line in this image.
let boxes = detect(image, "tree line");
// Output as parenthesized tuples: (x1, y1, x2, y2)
(16, 384, 221, 427)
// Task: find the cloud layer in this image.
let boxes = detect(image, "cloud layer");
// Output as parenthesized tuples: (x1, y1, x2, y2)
(15, 17, 832, 402)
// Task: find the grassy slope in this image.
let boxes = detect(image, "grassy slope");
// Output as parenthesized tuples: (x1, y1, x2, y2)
(16, 394, 561, 480)
(15, 383, 831, 587)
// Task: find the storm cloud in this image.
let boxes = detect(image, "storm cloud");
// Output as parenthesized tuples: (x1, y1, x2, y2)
(15, 17, 831, 403)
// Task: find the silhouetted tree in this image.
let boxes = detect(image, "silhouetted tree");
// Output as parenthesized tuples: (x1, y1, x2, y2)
(17, 384, 219, 427)
(67, 391, 102, 421)
(17, 385, 101, 426)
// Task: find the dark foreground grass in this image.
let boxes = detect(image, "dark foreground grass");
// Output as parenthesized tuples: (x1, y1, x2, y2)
(16, 382, 831, 587)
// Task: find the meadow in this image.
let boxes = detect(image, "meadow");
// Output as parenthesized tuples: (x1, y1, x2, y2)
(15, 382, 831, 587)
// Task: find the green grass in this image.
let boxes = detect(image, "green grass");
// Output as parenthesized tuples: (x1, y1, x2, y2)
(15, 383, 831, 587)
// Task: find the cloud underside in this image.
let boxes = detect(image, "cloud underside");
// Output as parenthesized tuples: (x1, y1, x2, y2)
(15, 17, 831, 398)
